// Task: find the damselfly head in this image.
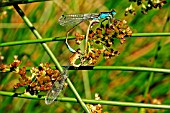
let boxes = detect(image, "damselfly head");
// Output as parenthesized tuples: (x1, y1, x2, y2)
(58, 15, 66, 26)
(111, 9, 116, 16)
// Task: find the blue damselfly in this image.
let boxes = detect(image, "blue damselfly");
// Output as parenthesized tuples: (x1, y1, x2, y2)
(58, 10, 116, 53)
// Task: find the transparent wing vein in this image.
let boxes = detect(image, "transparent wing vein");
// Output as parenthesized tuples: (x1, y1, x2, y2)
(58, 13, 99, 26)
(45, 72, 67, 105)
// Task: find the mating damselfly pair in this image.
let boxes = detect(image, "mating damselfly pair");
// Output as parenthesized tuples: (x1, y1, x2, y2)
(59, 10, 116, 53)
(45, 10, 116, 105)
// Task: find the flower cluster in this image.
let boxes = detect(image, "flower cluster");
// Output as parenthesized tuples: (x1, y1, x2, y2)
(125, 0, 167, 15)
(0, 55, 21, 72)
(135, 94, 163, 112)
(88, 19, 132, 45)
(135, 94, 162, 105)
(87, 93, 103, 113)
(75, 32, 85, 45)
(13, 62, 63, 95)
(84, 48, 101, 65)
(72, 18, 132, 66)
(0, 55, 64, 95)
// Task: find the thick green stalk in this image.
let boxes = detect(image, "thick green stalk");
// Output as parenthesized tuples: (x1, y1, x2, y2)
(0, 91, 170, 109)
(13, 5, 90, 112)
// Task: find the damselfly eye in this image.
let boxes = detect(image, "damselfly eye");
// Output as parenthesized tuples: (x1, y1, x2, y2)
(111, 10, 116, 15)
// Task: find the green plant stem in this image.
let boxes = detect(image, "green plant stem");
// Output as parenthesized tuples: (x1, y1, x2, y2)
(0, 0, 50, 7)
(0, 33, 170, 47)
(66, 79, 90, 113)
(80, 38, 92, 99)
(139, 72, 154, 113)
(82, 70, 91, 99)
(13, 5, 63, 72)
(92, 66, 170, 73)
(132, 32, 170, 37)
(0, 91, 170, 109)
(0, 36, 75, 47)
(13, 5, 90, 112)
(1, 66, 170, 73)
(139, 42, 161, 113)
(144, 72, 154, 97)
(144, 42, 160, 97)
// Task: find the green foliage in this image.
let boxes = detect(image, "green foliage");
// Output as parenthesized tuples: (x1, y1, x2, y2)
(0, 0, 170, 113)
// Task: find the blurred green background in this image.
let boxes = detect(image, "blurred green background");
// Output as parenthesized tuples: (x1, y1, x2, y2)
(0, 0, 170, 112)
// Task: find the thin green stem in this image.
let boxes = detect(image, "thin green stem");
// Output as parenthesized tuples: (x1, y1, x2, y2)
(80, 37, 92, 99)
(82, 70, 91, 99)
(1, 66, 170, 74)
(139, 39, 162, 113)
(144, 41, 160, 97)
(0, 33, 170, 47)
(0, 36, 75, 47)
(144, 73, 154, 97)
(0, 91, 170, 109)
(0, 0, 50, 7)
(132, 32, 170, 37)
(93, 66, 170, 73)
(13, 5, 90, 112)
(140, 72, 154, 113)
